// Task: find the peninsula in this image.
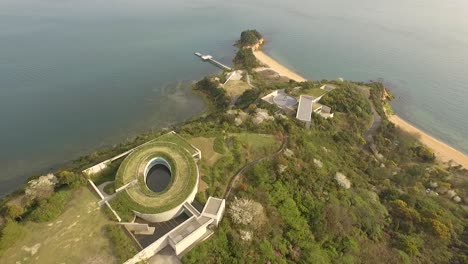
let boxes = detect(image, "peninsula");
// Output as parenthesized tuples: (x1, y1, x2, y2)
(0, 30, 466, 264)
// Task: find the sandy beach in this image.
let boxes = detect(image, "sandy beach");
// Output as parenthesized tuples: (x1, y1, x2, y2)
(389, 115, 468, 168)
(253, 50, 307, 82)
(254, 49, 467, 168)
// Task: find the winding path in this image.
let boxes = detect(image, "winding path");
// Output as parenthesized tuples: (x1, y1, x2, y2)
(223, 134, 288, 199)
(364, 101, 382, 145)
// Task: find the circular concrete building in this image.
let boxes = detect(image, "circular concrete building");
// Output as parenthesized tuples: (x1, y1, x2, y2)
(115, 139, 199, 222)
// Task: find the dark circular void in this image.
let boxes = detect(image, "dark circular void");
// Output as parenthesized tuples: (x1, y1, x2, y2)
(146, 164, 172, 192)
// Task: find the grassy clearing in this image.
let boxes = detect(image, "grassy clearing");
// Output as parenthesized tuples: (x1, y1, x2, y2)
(1, 187, 116, 264)
(230, 133, 281, 160)
(302, 87, 327, 98)
(223, 80, 251, 97)
(189, 137, 222, 166)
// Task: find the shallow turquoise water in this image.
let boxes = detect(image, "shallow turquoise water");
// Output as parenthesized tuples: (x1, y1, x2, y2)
(1, 0, 467, 195)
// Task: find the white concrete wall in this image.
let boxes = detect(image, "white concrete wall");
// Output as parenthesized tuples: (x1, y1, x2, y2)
(133, 164, 200, 222)
(143, 157, 172, 182)
(124, 234, 170, 264)
(214, 200, 226, 226)
(173, 221, 211, 255)
(134, 205, 185, 223)
(122, 223, 151, 232)
(88, 179, 121, 222)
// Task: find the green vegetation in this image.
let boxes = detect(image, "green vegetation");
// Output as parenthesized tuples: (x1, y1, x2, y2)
(189, 137, 223, 165)
(194, 77, 229, 109)
(28, 189, 73, 222)
(234, 48, 259, 71)
(0, 221, 25, 256)
(213, 136, 227, 154)
(112, 136, 198, 221)
(235, 89, 261, 108)
(0, 188, 117, 263)
(223, 80, 251, 97)
(238, 29, 263, 47)
(105, 224, 139, 263)
(1, 30, 467, 264)
(290, 81, 327, 97)
(182, 75, 467, 263)
(103, 182, 115, 195)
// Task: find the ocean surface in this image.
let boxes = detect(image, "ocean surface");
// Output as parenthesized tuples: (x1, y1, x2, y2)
(1, 0, 467, 196)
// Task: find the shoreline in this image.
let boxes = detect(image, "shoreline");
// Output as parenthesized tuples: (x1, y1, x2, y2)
(253, 48, 468, 168)
(253, 50, 307, 82)
(388, 115, 468, 168)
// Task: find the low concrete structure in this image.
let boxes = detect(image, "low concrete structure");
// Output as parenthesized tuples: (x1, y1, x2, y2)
(313, 103, 334, 119)
(124, 198, 225, 263)
(86, 132, 224, 262)
(296, 95, 316, 128)
(320, 84, 336, 92)
(261, 89, 298, 114)
(296, 94, 334, 127)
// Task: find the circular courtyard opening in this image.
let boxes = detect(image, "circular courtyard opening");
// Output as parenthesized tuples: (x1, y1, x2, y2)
(145, 158, 172, 193)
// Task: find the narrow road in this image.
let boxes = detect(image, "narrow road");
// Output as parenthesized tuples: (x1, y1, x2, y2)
(356, 85, 382, 147)
(246, 73, 256, 88)
(364, 102, 382, 145)
(223, 134, 288, 199)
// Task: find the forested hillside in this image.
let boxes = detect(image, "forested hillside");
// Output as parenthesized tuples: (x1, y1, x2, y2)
(182, 34, 468, 262)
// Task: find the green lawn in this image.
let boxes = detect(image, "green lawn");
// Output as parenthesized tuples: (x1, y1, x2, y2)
(1, 187, 116, 264)
(302, 87, 327, 98)
(189, 137, 222, 166)
(230, 133, 281, 160)
(223, 80, 251, 97)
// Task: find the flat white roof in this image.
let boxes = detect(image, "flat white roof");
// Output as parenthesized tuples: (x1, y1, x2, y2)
(203, 197, 223, 216)
(296, 95, 314, 122)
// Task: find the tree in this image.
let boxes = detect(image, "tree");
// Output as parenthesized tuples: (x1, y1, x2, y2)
(4, 204, 24, 220)
(24, 174, 58, 203)
(238, 30, 263, 47)
(56, 170, 85, 188)
(234, 48, 258, 71)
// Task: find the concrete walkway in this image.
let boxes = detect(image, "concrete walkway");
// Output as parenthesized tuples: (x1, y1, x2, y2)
(97, 181, 115, 198)
(148, 246, 181, 264)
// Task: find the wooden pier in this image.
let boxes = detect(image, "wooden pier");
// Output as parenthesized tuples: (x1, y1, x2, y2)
(194, 52, 232, 71)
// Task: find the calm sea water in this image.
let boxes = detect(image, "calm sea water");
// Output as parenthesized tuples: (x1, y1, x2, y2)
(1, 0, 467, 196)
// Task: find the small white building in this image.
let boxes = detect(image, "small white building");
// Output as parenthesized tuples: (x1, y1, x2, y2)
(296, 95, 334, 127)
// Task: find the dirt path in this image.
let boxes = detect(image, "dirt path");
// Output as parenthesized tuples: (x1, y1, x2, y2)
(364, 100, 382, 145)
(223, 134, 288, 199)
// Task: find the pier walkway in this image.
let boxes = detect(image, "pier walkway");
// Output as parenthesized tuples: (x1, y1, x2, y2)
(194, 52, 232, 71)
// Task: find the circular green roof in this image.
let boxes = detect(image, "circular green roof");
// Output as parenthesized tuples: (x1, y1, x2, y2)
(115, 141, 197, 213)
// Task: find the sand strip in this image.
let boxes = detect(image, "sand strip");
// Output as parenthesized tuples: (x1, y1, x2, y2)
(253, 50, 307, 82)
(389, 115, 468, 168)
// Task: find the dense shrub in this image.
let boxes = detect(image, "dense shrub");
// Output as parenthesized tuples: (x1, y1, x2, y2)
(56, 170, 86, 188)
(321, 86, 371, 118)
(105, 224, 139, 263)
(410, 145, 435, 163)
(238, 29, 263, 47)
(3, 204, 24, 220)
(213, 136, 227, 154)
(236, 89, 261, 109)
(28, 189, 73, 222)
(194, 77, 229, 109)
(234, 48, 258, 71)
